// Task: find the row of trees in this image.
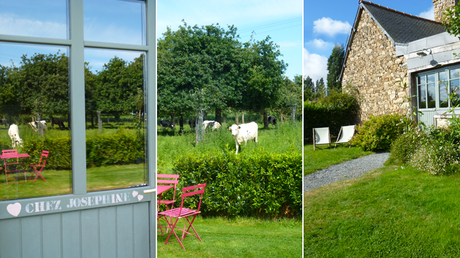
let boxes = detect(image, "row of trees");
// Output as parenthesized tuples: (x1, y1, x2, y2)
(304, 44, 345, 101)
(157, 22, 301, 129)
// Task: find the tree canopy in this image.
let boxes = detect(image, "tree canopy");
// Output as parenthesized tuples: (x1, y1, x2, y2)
(326, 44, 345, 92)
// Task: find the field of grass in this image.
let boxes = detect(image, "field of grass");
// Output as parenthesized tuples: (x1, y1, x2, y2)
(305, 161, 460, 256)
(304, 144, 372, 175)
(158, 121, 302, 173)
(157, 216, 302, 257)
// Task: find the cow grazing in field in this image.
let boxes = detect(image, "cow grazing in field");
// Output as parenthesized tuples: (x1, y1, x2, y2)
(28, 120, 47, 132)
(203, 120, 221, 130)
(8, 124, 23, 147)
(160, 119, 174, 129)
(51, 117, 67, 130)
(228, 122, 258, 155)
(267, 116, 277, 127)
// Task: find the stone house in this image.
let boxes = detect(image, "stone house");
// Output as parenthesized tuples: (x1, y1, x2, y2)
(340, 0, 460, 126)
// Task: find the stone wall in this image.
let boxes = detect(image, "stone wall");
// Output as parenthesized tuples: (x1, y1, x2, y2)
(433, 0, 458, 23)
(341, 10, 409, 123)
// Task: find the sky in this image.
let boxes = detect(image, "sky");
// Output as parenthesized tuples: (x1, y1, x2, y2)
(304, 0, 437, 87)
(157, 0, 303, 80)
(0, 0, 302, 80)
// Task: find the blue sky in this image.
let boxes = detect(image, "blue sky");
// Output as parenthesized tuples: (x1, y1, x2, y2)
(0, 0, 302, 80)
(304, 0, 437, 86)
(157, 0, 303, 80)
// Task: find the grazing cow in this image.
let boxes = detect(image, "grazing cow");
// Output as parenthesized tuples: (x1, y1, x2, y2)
(188, 118, 196, 129)
(28, 120, 47, 132)
(228, 122, 258, 155)
(267, 116, 277, 127)
(51, 117, 67, 130)
(160, 119, 174, 129)
(8, 124, 23, 147)
(203, 120, 221, 130)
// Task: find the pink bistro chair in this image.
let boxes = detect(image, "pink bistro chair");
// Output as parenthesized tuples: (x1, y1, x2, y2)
(157, 174, 180, 235)
(28, 150, 49, 183)
(158, 183, 206, 250)
(2, 149, 26, 184)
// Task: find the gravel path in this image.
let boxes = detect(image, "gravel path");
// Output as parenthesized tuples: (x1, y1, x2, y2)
(304, 152, 390, 192)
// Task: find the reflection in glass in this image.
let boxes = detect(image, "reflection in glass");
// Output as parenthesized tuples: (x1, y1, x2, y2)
(451, 79, 460, 107)
(451, 68, 460, 79)
(0, 0, 68, 39)
(419, 85, 426, 109)
(0, 42, 72, 201)
(440, 81, 448, 108)
(84, 0, 146, 45)
(427, 83, 435, 108)
(84, 48, 147, 192)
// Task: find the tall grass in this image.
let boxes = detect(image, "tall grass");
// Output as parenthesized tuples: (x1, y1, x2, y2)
(157, 121, 302, 173)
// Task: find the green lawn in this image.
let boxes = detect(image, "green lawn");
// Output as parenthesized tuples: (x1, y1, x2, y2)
(304, 144, 371, 175)
(305, 165, 460, 256)
(157, 216, 302, 257)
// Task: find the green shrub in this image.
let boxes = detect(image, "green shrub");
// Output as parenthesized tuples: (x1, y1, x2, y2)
(409, 138, 460, 175)
(350, 113, 412, 151)
(304, 90, 359, 143)
(386, 128, 426, 165)
(171, 151, 302, 218)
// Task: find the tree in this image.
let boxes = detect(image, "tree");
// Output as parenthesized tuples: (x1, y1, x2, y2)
(274, 76, 302, 121)
(303, 75, 317, 100)
(316, 78, 326, 97)
(242, 36, 287, 128)
(326, 44, 345, 92)
(157, 22, 244, 126)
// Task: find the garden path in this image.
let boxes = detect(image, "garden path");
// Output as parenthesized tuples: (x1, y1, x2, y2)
(304, 152, 390, 192)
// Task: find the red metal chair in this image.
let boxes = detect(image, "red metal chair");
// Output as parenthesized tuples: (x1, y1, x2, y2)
(28, 150, 49, 183)
(157, 174, 180, 235)
(158, 183, 206, 250)
(2, 149, 26, 184)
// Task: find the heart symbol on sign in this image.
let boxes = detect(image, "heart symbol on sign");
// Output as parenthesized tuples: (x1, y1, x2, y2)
(7, 203, 21, 217)
(137, 195, 144, 201)
(132, 190, 138, 198)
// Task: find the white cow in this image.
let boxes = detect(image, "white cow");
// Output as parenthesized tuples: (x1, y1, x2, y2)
(28, 120, 47, 132)
(8, 124, 23, 147)
(203, 120, 221, 130)
(228, 122, 258, 155)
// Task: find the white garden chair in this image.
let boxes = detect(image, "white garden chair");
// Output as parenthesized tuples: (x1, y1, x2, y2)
(335, 125, 355, 148)
(313, 127, 331, 150)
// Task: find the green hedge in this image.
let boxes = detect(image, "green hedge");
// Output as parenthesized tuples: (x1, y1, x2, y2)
(2, 130, 144, 170)
(304, 91, 359, 143)
(170, 151, 302, 218)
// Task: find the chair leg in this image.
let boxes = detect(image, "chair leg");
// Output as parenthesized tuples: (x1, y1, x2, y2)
(163, 216, 186, 250)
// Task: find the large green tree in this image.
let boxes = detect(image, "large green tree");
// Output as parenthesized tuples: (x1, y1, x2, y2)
(242, 36, 287, 128)
(326, 44, 345, 92)
(303, 75, 317, 101)
(157, 22, 244, 126)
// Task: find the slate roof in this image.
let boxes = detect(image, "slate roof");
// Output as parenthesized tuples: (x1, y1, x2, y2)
(361, 1, 446, 44)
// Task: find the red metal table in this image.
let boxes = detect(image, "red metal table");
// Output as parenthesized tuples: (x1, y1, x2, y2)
(157, 184, 174, 235)
(0, 153, 30, 184)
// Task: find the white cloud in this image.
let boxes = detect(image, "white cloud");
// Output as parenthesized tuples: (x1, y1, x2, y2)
(0, 14, 66, 39)
(418, 6, 434, 20)
(305, 39, 334, 49)
(313, 17, 352, 37)
(303, 48, 328, 85)
(277, 40, 301, 48)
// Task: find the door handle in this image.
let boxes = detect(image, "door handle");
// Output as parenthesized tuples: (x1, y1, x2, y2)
(143, 189, 157, 194)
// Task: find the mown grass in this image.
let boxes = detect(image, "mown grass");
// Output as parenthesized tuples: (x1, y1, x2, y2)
(304, 144, 372, 175)
(157, 216, 302, 257)
(305, 164, 460, 256)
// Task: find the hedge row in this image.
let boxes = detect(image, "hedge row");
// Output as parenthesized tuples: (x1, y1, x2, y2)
(170, 151, 302, 218)
(0, 130, 144, 170)
(304, 91, 359, 143)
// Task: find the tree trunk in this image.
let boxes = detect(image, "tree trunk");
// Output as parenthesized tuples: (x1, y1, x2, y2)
(215, 108, 222, 124)
(242, 112, 245, 124)
(179, 114, 184, 133)
(235, 112, 239, 124)
(263, 109, 268, 129)
(171, 113, 176, 128)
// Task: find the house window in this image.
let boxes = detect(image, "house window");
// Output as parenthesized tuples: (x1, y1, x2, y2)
(416, 65, 460, 110)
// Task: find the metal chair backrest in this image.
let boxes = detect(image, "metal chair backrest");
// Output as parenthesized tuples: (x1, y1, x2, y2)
(2, 149, 19, 165)
(157, 174, 179, 204)
(38, 150, 49, 167)
(178, 183, 206, 215)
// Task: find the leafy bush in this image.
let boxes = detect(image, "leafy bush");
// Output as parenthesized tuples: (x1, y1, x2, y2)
(170, 151, 302, 218)
(409, 138, 460, 175)
(386, 128, 426, 165)
(350, 113, 412, 151)
(304, 90, 359, 143)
